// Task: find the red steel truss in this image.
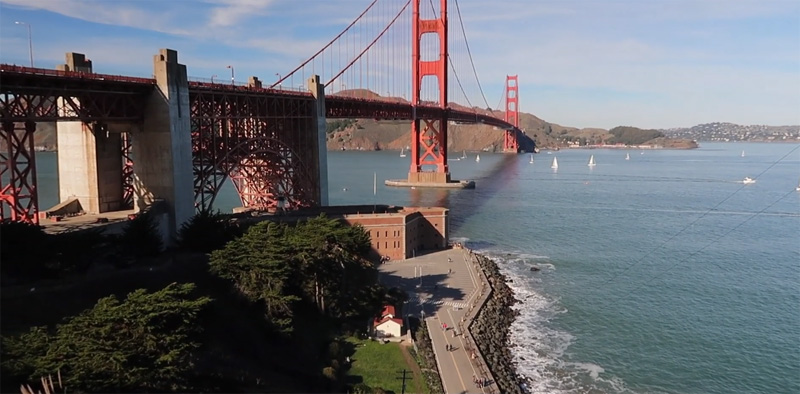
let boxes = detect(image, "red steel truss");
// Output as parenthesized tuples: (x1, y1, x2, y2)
(504, 75, 520, 152)
(409, 0, 449, 177)
(0, 121, 38, 223)
(0, 66, 153, 222)
(189, 87, 319, 212)
(121, 132, 134, 209)
(0, 64, 520, 219)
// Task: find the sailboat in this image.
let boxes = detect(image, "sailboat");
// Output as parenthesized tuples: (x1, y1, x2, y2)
(551, 157, 558, 169)
(476, 154, 481, 162)
(462, 150, 467, 160)
(529, 154, 534, 164)
(741, 150, 745, 157)
(400, 147, 406, 158)
(588, 155, 596, 167)
(625, 153, 630, 161)
(796, 178, 800, 191)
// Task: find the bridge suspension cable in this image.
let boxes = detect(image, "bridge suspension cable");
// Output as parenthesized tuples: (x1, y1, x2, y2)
(452, 0, 491, 111)
(325, 0, 412, 89)
(271, 0, 380, 89)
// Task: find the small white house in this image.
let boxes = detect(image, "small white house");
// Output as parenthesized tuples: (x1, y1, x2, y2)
(373, 305, 403, 338)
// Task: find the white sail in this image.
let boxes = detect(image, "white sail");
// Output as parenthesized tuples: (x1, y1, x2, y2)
(625, 153, 630, 160)
(529, 153, 534, 163)
(588, 155, 596, 167)
(551, 157, 558, 169)
(476, 154, 481, 162)
(462, 150, 467, 159)
(741, 150, 745, 157)
(400, 148, 406, 157)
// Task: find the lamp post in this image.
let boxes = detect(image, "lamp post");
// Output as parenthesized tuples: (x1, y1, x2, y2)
(211, 74, 217, 84)
(226, 65, 234, 85)
(275, 72, 281, 88)
(14, 21, 33, 67)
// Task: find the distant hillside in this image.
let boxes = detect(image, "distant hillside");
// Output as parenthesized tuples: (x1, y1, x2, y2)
(326, 92, 697, 151)
(661, 122, 800, 142)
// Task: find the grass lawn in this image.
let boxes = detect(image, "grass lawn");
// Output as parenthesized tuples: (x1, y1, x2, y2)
(345, 338, 427, 394)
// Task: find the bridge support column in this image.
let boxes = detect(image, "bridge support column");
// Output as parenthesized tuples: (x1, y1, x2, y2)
(55, 121, 124, 214)
(55, 53, 125, 214)
(309, 75, 329, 206)
(133, 49, 193, 245)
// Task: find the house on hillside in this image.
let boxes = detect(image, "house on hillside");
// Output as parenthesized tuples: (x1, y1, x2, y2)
(373, 305, 403, 338)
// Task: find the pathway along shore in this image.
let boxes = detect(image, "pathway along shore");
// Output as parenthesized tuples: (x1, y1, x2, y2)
(468, 251, 526, 394)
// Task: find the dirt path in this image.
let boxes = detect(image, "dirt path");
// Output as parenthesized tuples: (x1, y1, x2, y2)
(399, 341, 428, 394)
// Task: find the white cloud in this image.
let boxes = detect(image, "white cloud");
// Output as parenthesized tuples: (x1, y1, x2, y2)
(207, 0, 276, 27)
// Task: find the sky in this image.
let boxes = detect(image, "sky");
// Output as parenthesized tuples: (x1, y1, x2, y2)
(1, 0, 798, 130)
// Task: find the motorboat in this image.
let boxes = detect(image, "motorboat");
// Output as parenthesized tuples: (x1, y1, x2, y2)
(742, 177, 756, 184)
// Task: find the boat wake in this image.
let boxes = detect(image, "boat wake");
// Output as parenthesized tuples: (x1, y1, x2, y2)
(466, 243, 640, 394)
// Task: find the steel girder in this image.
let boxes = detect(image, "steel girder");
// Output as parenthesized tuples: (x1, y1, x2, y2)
(0, 65, 154, 122)
(190, 88, 318, 213)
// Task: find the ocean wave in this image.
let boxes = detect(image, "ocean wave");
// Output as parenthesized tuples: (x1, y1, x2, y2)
(469, 246, 638, 394)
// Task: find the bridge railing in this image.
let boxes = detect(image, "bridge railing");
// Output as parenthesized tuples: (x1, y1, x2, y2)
(187, 76, 309, 94)
(0, 64, 155, 85)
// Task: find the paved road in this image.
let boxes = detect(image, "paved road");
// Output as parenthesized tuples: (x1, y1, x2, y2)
(379, 249, 491, 394)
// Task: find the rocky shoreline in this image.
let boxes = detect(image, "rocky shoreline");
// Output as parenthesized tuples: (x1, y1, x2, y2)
(469, 253, 526, 394)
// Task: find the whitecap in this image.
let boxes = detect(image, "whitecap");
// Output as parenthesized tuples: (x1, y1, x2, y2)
(466, 244, 636, 393)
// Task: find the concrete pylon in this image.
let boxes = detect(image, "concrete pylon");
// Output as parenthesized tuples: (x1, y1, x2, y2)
(55, 53, 124, 214)
(132, 49, 194, 245)
(308, 75, 329, 206)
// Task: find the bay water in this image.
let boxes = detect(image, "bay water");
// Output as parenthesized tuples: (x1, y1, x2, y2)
(34, 142, 800, 393)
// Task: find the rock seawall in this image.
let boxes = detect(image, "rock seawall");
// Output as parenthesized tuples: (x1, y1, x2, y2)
(470, 253, 525, 394)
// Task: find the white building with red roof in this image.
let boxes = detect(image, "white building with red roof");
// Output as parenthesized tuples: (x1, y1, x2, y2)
(373, 305, 403, 338)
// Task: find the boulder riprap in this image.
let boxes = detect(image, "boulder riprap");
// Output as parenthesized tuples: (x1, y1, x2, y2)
(470, 254, 526, 394)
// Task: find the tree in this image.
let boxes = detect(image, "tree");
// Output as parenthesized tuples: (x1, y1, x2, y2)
(288, 216, 375, 319)
(1, 283, 211, 393)
(209, 221, 300, 333)
(178, 210, 240, 253)
(118, 212, 163, 259)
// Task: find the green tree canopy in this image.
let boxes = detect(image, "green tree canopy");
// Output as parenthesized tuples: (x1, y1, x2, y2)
(607, 126, 665, 145)
(1, 283, 211, 393)
(209, 215, 383, 334)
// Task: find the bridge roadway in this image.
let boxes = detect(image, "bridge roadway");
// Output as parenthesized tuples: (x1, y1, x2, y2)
(0, 64, 518, 131)
(378, 249, 497, 394)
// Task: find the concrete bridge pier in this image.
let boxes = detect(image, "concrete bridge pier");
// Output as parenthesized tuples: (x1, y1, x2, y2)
(308, 75, 329, 206)
(55, 53, 126, 215)
(131, 49, 194, 246)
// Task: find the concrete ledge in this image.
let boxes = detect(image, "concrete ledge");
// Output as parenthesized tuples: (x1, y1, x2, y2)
(384, 179, 476, 189)
(40, 197, 84, 219)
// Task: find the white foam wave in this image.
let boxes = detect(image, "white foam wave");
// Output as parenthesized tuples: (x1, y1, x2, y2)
(469, 245, 636, 394)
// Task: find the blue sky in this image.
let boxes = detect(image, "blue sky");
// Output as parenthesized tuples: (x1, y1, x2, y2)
(1, 0, 798, 129)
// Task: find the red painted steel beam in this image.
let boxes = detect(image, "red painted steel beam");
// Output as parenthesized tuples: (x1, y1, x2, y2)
(0, 121, 38, 224)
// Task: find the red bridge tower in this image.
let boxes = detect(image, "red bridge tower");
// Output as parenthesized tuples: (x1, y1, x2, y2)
(503, 75, 520, 152)
(408, 0, 450, 184)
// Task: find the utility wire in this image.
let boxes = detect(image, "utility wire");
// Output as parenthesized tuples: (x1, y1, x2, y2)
(597, 144, 800, 289)
(614, 188, 797, 303)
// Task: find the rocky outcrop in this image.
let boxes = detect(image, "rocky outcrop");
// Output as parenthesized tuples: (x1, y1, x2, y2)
(470, 254, 525, 394)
